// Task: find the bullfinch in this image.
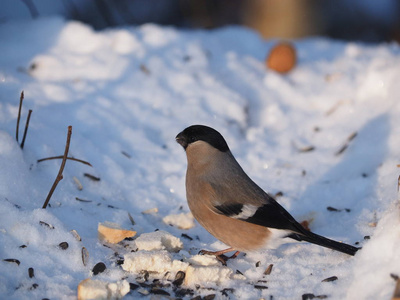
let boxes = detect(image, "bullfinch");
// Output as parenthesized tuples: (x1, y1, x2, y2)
(176, 125, 358, 264)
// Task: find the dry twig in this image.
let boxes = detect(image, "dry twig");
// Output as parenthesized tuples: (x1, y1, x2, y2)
(37, 156, 92, 166)
(42, 126, 72, 209)
(16, 91, 24, 142)
(20, 109, 32, 149)
(335, 132, 357, 156)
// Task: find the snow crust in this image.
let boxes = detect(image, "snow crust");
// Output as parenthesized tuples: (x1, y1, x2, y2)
(0, 17, 400, 299)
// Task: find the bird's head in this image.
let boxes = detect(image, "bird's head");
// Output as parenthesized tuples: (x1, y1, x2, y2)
(175, 125, 229, 152)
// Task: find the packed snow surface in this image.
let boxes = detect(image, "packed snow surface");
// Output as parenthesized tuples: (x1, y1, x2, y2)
(0, 17, 400, 299)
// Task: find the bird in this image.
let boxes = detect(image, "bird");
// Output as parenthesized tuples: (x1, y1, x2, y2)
(175, 125, 359, 264)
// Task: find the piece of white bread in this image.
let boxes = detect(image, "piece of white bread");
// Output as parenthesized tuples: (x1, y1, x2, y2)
(98, 222, 136, 244)
(77, 278, 129, 300)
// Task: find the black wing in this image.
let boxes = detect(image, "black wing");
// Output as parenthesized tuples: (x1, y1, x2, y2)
(214, 194, 307, 234)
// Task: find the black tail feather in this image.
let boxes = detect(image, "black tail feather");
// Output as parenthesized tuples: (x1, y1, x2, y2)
(288, 231, 359, 256)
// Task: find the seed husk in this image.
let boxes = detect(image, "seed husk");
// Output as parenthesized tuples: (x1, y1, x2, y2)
(322, 276, 338, 282)
(3, 258, 20, 266)
(264, 264, 273, 275)
(92, 262, 106, 275)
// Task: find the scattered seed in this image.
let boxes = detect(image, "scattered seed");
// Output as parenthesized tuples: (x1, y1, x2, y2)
(264, 264, 273, 275)
(138, 288, 149, 295)
(92, 262, 106, 275)
(299, 146, 315, 153)
(236, 269, 244, 275)
(29, 62, 38, 71)
(75, 197, 92, 203)
(144, 271, 150, 281)
(29, 283, 39, 290)
(302, 294, 328, 300)
(191, 296, 202, 300)
(274, 191, 284, 197)
(82, 247, 89, 266)
(140, 64, 151, 75)
(73, 176, 83, 191)
(175, 288, 194, 297)
(327, 206, 340, 212)
(142, 207, 158, 214)
(58, 242, 69, 250)
(129, 283, 139, 290)
(107, 205, 117, 209)
(203, 294, 216, 300)
(322, 276, 338, 282)
(326, 206, 351, 213)
(3, 258, 20, 266)
(121, 151, 131, 158)
(83, 173, 100, 181)
(364, 236, 371, 240)
(28, 267, 34, 278)
(258, 280, 268, 283)
(256, 261, 261, 267)
(302, 170, 307, 176)
(221, 288, 234, 296)
(70, 229, 81, 242)
(128, 212, 135, 225)
(181, 233, 193, 240)
(117, 259, 124, 265)
(39, 221, 54, 229)
(173, 271, 185, 286)
(151, 288, 170, 295)
(19, 245, 27, 249)
(254, 285, 268, 290)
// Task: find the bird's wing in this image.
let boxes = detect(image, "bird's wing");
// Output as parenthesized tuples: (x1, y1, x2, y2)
(208, 180, 306, 234)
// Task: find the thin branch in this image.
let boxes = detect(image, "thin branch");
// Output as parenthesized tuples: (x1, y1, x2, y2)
(37, 156, 92, 167)
(42, 126, 72, 209)
(16, 91, 24, 142)
(20, 109, 32, 149)
(335, 132, 358, 156)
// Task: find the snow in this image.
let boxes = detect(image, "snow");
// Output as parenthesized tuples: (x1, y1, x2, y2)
(132, 230, 183, 252)
(0, 16, 400, 299)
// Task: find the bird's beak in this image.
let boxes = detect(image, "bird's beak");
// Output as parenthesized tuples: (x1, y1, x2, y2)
(175, 132, 188, 149)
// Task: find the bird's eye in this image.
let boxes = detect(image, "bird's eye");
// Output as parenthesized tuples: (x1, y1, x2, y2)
(189, 136, 197, 143)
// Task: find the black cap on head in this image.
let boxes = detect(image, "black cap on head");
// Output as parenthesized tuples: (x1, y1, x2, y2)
(175, 125, 230, 152)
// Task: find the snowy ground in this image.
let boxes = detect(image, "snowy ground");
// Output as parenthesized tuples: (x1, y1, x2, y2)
(0, 17, 400, 300)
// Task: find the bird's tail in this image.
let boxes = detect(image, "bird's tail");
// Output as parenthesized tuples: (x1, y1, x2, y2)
(288, 231, 359, 256)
